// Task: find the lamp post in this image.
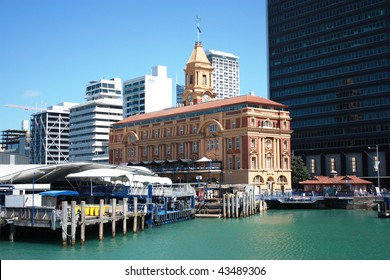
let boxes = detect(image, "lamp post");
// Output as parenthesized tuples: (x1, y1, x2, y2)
(368, 145, 380, 193)
(31, 170, 44, 227)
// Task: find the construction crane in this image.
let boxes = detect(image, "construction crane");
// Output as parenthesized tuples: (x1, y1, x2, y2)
(5, 104, 42, 111)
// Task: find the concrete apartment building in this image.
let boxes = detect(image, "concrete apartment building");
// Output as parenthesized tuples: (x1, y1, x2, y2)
(122, 65, 172, 118)
(206, 50, 240, 99)
(69, 78, 123, 163)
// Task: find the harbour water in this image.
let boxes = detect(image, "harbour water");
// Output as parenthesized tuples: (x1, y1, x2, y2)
(1, 209, 389, 260)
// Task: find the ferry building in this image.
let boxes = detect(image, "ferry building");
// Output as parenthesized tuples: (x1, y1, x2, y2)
(109, 41, 292, 194)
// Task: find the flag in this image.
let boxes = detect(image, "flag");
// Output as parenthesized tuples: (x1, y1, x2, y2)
(197, 26, 201, 33)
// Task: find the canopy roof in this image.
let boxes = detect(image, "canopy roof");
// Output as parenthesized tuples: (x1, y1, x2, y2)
(0, 162, 155, 184)
(300, 175, 373, 185)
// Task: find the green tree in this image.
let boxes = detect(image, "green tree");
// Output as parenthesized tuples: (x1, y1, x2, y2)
(291, 156, 310, 188)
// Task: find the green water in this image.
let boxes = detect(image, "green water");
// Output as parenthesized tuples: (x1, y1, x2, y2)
(1, 210, 389, 260)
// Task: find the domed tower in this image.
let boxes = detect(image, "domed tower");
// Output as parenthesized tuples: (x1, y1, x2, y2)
(183, 41, 216, 106)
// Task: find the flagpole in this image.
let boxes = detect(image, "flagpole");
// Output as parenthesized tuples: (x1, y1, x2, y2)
(196, 16, 201, 43)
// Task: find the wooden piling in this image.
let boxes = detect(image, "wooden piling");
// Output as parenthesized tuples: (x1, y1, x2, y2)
(112, 198, 117, 238)
(99, 199, 104, 240)
(9, 223, 15, 242)
(243, 193, 247, 217)
(123, 197, 128, 235)
(61, 201, 68, 246)
(80, 201, 86, 245)
(141, 214, 145, 230)
(70, 201, 76, 246)
(231, 194, 235, 218)
(222, 194, 226, 218)
(133, 197, 138, 233)
(235, 195, 239, 218)
(227, 194, 231, 218)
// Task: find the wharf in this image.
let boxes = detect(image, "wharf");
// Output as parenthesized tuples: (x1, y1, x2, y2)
(0, 195, 195, 246)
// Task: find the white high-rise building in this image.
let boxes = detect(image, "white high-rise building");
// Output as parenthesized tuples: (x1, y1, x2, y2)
(30, 102, 79, 164)
(206, 50, 240, 99)
(69, 78, 123, 163)
(123, 65, 172, 118)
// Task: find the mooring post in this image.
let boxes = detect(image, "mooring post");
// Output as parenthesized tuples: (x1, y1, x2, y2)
(80, 201, 86, 245)
(112, 198, 117, 238)
(61, 201, 68, 246)
(133, 197, 138, 233)
(70, 201, 76, 246)
(123, 197, 128, 235)
(99, 199, 104, 240)
(141, 214, 145, 230)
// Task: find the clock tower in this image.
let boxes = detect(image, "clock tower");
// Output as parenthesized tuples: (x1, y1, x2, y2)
(183, 41, 216, 106)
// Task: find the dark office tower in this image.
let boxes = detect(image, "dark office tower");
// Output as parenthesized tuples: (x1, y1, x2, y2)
(268, 0, 390, 188)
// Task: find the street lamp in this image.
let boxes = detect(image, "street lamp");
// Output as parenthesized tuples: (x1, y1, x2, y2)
(368, 145, 380, 194)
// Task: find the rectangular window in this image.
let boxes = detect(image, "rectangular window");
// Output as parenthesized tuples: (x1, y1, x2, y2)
(266, 156, 271, 170)
(209, 124, 217, 132)
(143, 147, 147, 157)
(179, 143, 184, 153)
(167, 128, 171, 137)
(193, 142, 198, 152)
(232, 119, 236, 129)
(179, 126, 184, 135)
(283, 157, 288, 170)
(235, 137, 240, 149)
(166, 145, 171, 155)
(154, 146, 158, 155)
(251, 157, 256, 169)
(251, 139, 256, 148)
(236, 157, 241, 169)
(228, 157, 233, 169)
(228, 138, 232, 149)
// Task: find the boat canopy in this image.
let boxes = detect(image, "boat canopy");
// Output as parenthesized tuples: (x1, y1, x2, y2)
(40, 190, 79, 197)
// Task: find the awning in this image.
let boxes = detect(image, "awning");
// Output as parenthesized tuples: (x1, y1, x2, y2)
(196, 156, 211, 162)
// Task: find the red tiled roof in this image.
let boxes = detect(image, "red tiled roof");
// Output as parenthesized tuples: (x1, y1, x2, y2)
(300, 175, 372, 185)
(115, 95, 287, 126)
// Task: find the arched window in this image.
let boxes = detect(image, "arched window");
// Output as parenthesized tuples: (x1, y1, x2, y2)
(263, 120, 272, 128)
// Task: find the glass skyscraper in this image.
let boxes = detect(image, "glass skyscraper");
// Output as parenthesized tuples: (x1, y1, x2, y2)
(268, 0, 390, 188)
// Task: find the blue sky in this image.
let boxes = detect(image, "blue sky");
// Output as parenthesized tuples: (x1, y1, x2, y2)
(0, 0, 268, 132)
